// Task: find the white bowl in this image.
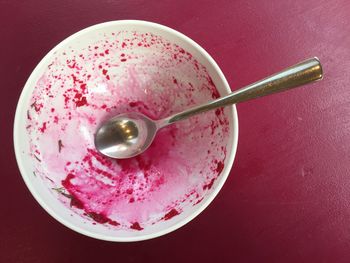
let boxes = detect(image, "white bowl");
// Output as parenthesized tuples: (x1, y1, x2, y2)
(14, 20, 238, 241)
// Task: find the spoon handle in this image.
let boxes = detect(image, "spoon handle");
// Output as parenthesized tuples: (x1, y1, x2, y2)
(158, 57, 323, 128)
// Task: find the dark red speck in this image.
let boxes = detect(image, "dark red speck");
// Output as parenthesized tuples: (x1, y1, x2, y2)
(54, 116, 59, 124)
(80, 83, 87, 91)
(104, 49, 109, 54)
(193, 197, 204, 206)
(211, 89, 220, 99)
(128, 101, 149, 110)
(71, 74, 82, 84)
(163, 209, 180, 221)
(39, 122, 47, 133)
(67, 60, 76, 69)
(70, 196, 84, 209)
(109, 220, 120, 226)
(207, 76, 218, 90)
(122, 42, 127, 48)
(130, 222, 143, 231)
(216, 161, 224, 173)
(31, 101, 43, 112)
(121, 58, 127, 62)
(87, 212, 109, 224)
(203, 178, 215, 190)
(102, 69, 108, 75)
(194, 61, 199, 70)
(75, 96, 88, 107)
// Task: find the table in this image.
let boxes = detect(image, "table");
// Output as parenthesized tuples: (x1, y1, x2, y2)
(1, 0, 350, 262)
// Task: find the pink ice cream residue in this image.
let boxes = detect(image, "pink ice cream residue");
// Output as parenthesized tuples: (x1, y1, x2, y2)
(26, 30, 230, 231)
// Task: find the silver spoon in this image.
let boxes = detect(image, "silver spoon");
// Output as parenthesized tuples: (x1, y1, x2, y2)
(95, 57, 323, 159)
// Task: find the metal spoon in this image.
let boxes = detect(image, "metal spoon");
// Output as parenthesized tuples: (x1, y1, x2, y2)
(95, 57, 323, 159)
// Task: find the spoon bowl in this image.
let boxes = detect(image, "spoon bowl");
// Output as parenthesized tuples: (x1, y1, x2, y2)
(95, 113, 157, 158)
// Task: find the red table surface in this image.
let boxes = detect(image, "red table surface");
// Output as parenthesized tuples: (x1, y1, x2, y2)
(1, 0, 350, 262)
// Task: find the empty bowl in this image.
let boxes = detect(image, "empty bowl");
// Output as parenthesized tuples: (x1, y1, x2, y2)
(14, 20, 238, 241)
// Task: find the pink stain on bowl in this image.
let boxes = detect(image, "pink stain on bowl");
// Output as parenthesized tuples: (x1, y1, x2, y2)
(25, 30, 230, 231)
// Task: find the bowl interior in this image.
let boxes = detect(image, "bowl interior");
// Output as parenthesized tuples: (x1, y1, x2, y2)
(14, 21, 238, 241)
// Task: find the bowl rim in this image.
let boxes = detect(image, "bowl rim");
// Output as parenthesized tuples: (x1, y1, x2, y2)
(13, 20, 239, 242)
